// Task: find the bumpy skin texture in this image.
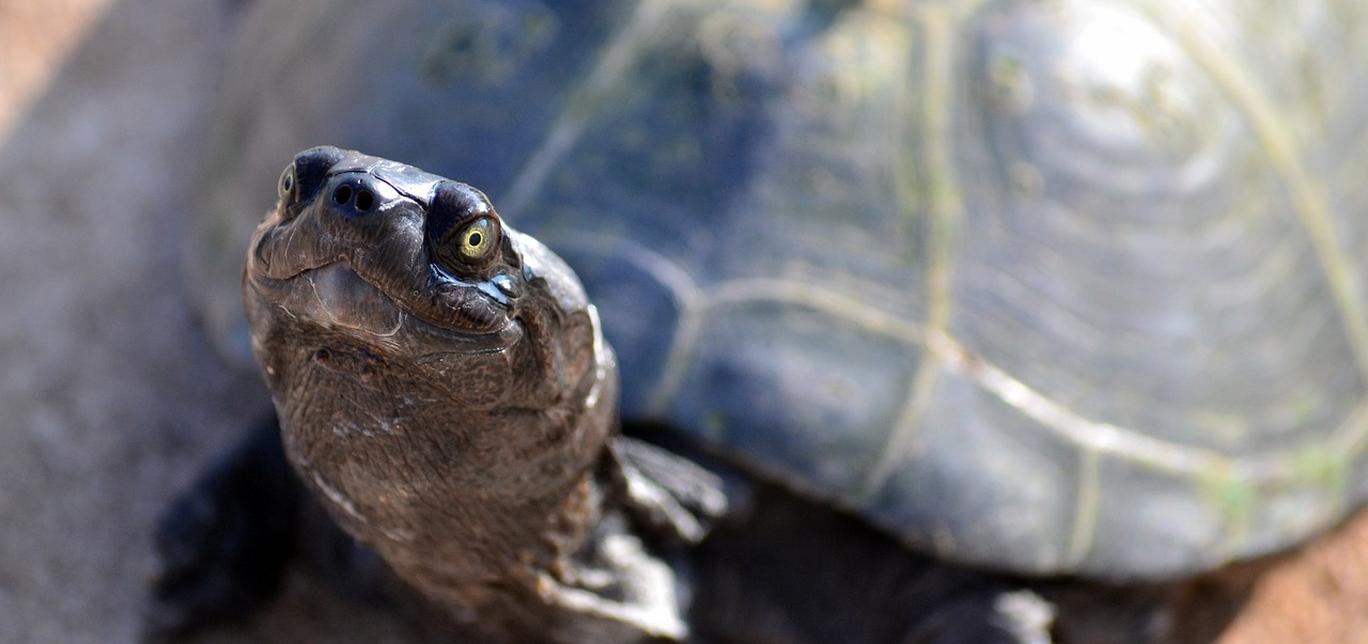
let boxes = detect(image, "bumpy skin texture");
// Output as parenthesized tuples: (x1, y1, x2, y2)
(150, 417, 1066, 644)
(242, 147, 685, 642)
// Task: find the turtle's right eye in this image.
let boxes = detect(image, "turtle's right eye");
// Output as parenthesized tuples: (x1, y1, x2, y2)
(458, 217, 498, 260)
(278, 163, 296, 201)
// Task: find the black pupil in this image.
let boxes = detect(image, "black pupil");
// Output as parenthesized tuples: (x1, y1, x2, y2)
(282, 172, 292, 191)
(468, 231, 482, 247)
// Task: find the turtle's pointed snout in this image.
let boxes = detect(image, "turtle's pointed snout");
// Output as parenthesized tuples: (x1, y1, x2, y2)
(318, 171, 404, 223)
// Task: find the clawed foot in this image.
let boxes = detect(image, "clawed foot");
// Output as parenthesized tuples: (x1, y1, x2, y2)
(606, 436, 730, 546)
(517, 437, 734, 642)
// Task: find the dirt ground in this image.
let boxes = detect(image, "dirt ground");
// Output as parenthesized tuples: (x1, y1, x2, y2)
(0, 1, 429, 642)
(0, 1, 1364, 643)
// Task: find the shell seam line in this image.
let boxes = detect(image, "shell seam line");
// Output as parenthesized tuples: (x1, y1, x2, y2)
(620, 257, 1367, 488)
(862, 3, 964, 499)
(502, 0, 673, 216)
(648, 277, 929, 415)
(546, 1, 1368, 496)
(1144, 3, 1368, 399)
(1064, 448, 1101, 568)
(926, 329, 1368, 485)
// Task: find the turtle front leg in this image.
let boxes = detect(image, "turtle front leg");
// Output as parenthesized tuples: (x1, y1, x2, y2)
(145, 415, 302, 639)
(604, 435, 731, 545)
(518, 437, 732, 643)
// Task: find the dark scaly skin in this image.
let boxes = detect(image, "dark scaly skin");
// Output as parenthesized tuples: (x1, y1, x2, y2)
(241, 146, 687, 642)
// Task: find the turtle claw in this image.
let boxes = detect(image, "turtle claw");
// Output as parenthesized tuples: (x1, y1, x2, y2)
(144, 417, 301, 640)
(606, 437, 730, 546)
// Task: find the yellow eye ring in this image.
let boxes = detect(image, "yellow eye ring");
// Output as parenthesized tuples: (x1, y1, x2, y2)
(278, 164, 295, 200)
(459, 217, 496, 259)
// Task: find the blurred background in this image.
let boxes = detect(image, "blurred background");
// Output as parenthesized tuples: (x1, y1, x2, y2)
(3, 1, 1368, 642)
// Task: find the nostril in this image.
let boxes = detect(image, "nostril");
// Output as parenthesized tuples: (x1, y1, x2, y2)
(326, 174, 398, 218)
(355, 189, 374, 212)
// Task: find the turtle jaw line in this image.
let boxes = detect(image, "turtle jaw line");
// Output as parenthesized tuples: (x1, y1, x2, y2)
(248, 260, 519, 350)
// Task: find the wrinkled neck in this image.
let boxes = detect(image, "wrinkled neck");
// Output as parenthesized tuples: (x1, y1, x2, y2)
(274, 338, 618, 589)
(249, 266, 622, 634)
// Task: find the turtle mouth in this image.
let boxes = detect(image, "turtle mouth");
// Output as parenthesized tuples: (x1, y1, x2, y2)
(247, 257, 522, 354)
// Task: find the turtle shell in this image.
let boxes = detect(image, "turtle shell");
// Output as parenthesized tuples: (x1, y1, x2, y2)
(190, 0, 1368, 579)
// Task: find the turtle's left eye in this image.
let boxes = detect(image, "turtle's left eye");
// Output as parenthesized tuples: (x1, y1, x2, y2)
(459, 217, 497, 260)
(278, 163, 296, 201)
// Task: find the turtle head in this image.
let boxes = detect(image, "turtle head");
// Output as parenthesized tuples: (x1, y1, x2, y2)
(242, 147, 616, 588)
(245, 146, 607, 412)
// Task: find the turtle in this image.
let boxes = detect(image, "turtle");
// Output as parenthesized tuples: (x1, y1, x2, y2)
(163, 145, 1063, 643)
(152, 0, 1368, 641)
